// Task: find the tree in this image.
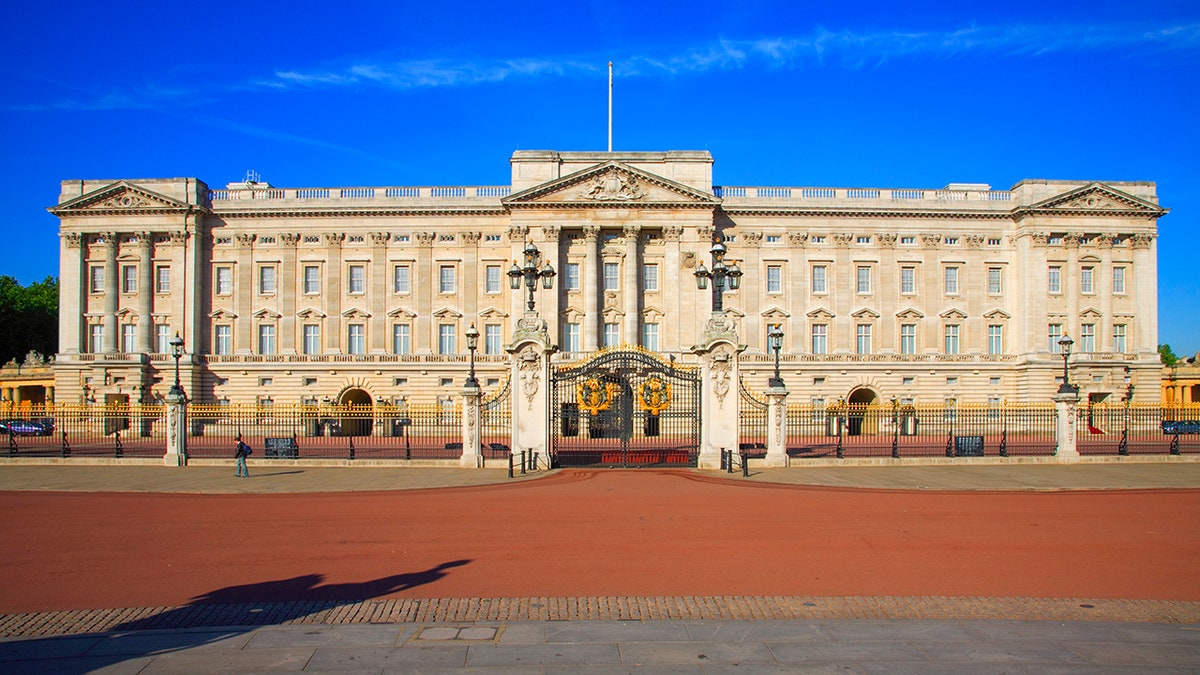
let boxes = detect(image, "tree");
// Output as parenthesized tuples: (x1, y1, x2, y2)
(0, 276, 58, 364)
(1159, 343, 1179, 367)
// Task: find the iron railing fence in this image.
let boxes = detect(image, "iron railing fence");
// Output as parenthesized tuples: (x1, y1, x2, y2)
(480, 377, 512, 459)
(785, 403, 1058, 459)
(1, 403, 166, 458)
(185, 403, 462, 460)
(1078, 403, 1200, 456)
(738, 382, 769, 457)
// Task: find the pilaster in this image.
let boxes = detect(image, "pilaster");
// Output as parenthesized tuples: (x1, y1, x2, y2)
(460, 384, 483, 468)
(764, 386, 789, 467)
(1054, 390, 1080, 461)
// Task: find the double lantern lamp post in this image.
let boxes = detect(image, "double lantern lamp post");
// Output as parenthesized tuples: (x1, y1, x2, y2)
(1057, 334, 1076, 395)
(508, 240, 556, 313)
(464, 323, 480, 390)
(693, 240, 743, 313)
(168, 332, 186, 400)
(767, 324, 785, 389)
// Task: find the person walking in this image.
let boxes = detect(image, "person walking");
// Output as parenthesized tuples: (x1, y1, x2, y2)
(234, 434, 251, 478)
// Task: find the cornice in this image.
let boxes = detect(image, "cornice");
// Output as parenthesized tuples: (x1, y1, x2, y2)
(213, 206, 509, 218)
(719, 206, 1013, 220)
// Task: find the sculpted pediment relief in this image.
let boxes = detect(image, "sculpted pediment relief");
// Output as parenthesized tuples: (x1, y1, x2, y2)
(1025, 183, 1166, 216)
(503, 161, 720, 209)
(51, 181, 195, 215)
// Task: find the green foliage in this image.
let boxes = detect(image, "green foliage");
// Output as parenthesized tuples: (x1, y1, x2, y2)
(0, 276, 58, 364)
(1159, 343, 1179, 367)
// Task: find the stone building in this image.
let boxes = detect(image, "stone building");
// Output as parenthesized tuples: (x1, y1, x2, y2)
(50, 150, 1166, 408)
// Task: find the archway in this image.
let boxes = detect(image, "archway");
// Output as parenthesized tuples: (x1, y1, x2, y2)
(846, 388, 879, 436)
(338, 388, 373, 437)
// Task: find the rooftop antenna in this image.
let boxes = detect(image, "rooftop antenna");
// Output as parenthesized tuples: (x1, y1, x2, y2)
(244, 169, 260, 185)
(607, 61, 613, 153)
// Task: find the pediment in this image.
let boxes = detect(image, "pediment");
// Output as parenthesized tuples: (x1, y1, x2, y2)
(341, 307, 371, 320)
(115, 308, 138, 319)
(601, 308, 625, 321)
(431, 307, 461, 319)
(642, 306, 665, 320)
(563, 308, 585, 322)
(208, 309, 237, 320)
(253, 309, 283, 320)
(50, 181, 195, 215)
(761, 307, 791, 320)
(1025, 183, 1166, 216)
(1079, 254, 1102, 263)
(895, 308, 924, 321)
(478, 307, 509, 320)
(1080, 307, 1103, 319)
(851, 307, 880, 320)
(722, 308, 746, 319)
(807, 307, 835, 320)
(387, 307, 417, 319)
(503, 161, 721, 209)
(983, 309, 1011, 320)
(940, 308, 968, 320)
(296, 308, 327, 319)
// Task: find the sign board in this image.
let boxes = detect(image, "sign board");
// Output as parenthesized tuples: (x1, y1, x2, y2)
(954, 435, 985, 457)
(264, 437, 299, 459)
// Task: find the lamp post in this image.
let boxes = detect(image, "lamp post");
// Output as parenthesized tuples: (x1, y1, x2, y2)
(464, 323, 480, 390)
(508, 240, 556, 313)
(1057, 334, 1076, 395)
(693, 240, 743, 313)
(168, 332, 185, 400)
(766, 324, 784, 389)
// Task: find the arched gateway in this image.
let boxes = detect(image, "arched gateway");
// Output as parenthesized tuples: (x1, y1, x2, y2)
(550, 347, 701, 467)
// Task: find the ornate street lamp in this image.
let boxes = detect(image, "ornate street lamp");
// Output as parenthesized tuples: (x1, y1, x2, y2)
(508, 240, 556, 313)
(168, 332, 186, 400)
(464, 323, 480, 390)
(693, 240, 743, 313)
(766, 324, 784, 389)
(1057, 334, 1076, 394)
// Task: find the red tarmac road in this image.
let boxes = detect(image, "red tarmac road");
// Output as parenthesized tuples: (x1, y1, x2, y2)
(1, 470, 1198, 613)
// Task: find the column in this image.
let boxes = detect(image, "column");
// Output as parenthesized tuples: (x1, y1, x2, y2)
(583, 226, 600, 351)
(60, 233, 84, 354)
(138, 233, 154, 353)
(461, 232, 480, 333)
(234, 233, 255, 353)
(415, 232, 434, 354)
(540, 226, 561, 344)
(662, 226, 682, 351)
(279, 233, 299, 354)
(324, 232, 345, 353)
(103, 233, 118, 353)
(1054, 390, 1080, 461)
(623, 224, 641, 346)
(369, 231, 390, 353)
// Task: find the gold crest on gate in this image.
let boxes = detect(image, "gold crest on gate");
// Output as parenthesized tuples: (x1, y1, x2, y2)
(636, 376, 672, 416)
(577, 377, 618, 415)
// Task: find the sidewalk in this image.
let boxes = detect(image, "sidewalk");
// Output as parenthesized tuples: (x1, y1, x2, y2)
(1, 461, 1199, 493)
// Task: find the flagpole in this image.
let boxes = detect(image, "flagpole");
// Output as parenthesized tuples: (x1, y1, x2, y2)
(607, 61, 613, 153)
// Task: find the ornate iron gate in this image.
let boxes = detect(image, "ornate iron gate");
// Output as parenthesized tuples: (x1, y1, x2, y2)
(551, 347, 700, 467)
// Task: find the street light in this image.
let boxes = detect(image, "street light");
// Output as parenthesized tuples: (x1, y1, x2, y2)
(507, 240, 556, 313)
(464, 323, 480, 390)
(168, 332, 186, 400)
(693, 240, 743, 313)
(1057, 334, 1076, 394)
(766, 324, 784, 389)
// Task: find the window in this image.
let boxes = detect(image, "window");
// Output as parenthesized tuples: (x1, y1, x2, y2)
(1080, 323, 1095, 353)
(565, 263, 581, 291)
(156, 325, 171, 353)
(347, 265, 365, 294)
(89, 325, 104, 353)
(900, 324, 916, 355)
(214, 325, 231, 355)
(812, 265, 827, 293)
(987, 238, 1002, 246)
(216, 266, 232, 295)
(603, 262, 619, 291)
(643, 264, 659, 291)
(900, 236, 915, 245)
(988, 267, 1002, 294)
(258, 324, 276, 355)
(1113, 324, 1127, 353)
(485, 324, 501, 355)
(944, 237, 959, 246)
(439, 265, 455, 293)
(121, 265, 137, 294)
(89, 266, 105, 293)
(763, 265, 782, 294)
(641, 323, 659, 351)
(563, 323, 581, 353)
(259, 266, 276, 294)
(347, 324, 365, 354)
(155, 266, 170, 293)
(944, 324, 960, 355)
(393, 265, 411, 293)
(988, 325, 1003, 354)
(856, 266, 871, 293)
(304, 266, 320, 294)
(1048, 266, 1062, 293)
(438, 324, 456, 354)
(485, 265, 502, 293)
(766, 235, 781, 243)
(392, 324, 411, 355)
(856, 324, 872, 354)
(1113, 267, 1126, 294)
(303, 324, 320, 355)
(811, 236, 826, 244)
(811, 325, 827, 354)
(1048, 323, 1063, 353)
(944, 266, 959, 295)
(900, 267, 915, 294)
(604, 322, 620, 348)
(1081, 266, 1094, 294)
(121, 325, 136, 353)
(856, 236, 871, 244)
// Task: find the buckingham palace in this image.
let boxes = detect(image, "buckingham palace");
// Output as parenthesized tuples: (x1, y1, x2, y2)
(50, 150, 1166, 410)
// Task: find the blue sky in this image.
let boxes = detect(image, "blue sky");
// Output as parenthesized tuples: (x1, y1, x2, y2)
(3, 1, 1198, 355)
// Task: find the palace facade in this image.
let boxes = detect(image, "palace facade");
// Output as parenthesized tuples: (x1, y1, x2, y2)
(51, 150, 1166, 408)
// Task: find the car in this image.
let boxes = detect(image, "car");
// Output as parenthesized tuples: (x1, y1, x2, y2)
(0, 419, 52, 436)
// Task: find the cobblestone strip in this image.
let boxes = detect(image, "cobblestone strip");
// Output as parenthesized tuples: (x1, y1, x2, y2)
(1, 596, 1197, 638)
